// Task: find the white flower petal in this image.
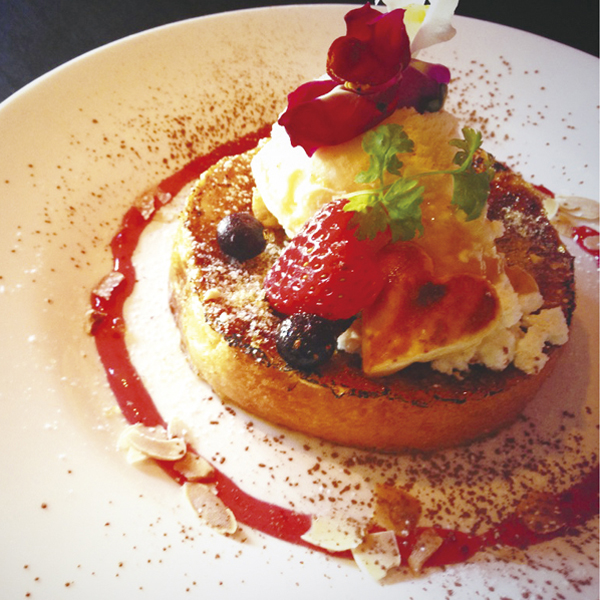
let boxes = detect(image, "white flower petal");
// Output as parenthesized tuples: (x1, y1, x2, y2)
(411, 0, 459, 53)
(125, 446, 149, 464)
(376, 0, 425, 9)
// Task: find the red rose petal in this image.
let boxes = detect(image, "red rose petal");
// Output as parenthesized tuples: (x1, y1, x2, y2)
(277, 6, 452, 156)
(326, 4, 410, 88)
(278, 81, 403, 156)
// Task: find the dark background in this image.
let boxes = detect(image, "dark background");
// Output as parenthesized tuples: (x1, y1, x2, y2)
(1, 0, 598, 103)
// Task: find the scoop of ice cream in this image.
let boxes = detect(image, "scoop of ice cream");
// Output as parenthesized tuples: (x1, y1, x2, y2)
(251, 107, 460, 238)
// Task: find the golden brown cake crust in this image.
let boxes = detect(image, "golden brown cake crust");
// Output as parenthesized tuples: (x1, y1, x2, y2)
(169, 149, 575, 452)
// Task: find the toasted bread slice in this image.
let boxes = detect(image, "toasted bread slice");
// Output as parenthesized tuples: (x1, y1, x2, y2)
(169, 148, 575, 452)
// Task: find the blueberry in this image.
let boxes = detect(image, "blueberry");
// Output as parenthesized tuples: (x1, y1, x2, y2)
(276, 313, 337, 371)
(216, 212, 266, 261)
(419, 83, 448, 113)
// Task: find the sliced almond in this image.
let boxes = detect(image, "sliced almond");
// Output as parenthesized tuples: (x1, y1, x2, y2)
(516, 490, 566, 534)
(155, 190, 172, 206)
(136, 191, 156, 220)
(173, 452, 214, 481)
(300, 516, 366, 552)
(373, 484, 422, 538)
(93, 270, 125, 300)
(202, 288, 222, 302)
(351, 530, 401, 581)
(124, 445, 150, 464)
(167, 417, 192, 444)
(557, 195, 599, 221)
(542, 195, 559, 220)
(504, 264, 540, 296)
(183, 482, 237, 535)
(117, 423, 186, 461)
(408, 528, 444, 573)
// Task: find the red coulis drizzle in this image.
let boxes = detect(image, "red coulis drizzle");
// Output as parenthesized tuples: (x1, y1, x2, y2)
(91, 130, 598, 569)
(573, 226, 600, 264)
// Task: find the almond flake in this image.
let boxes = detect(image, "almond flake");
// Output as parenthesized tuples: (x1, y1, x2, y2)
(543, 195, 559, 220)
(300, 516, 366, 552)
(408, 528, 444, 573)
(183, 482, 237, 535)
(173, 452, 214, 481)
(156, 190, 172, 206)
(516, 490, 566, 534)
(167, 417, 192, 443)
(351, 530, 401, 581)
(557, 195, 599, 221)
(118, 423, 186, 461)
(137, 192, 156, 220)
(373, 484, 422, 537)
(124, 446, 150, 464)
(203, 288, 223, 302)
(93, 271, 125, 300)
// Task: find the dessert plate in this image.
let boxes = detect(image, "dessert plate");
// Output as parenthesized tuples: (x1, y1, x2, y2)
(0, 5, 598, 599)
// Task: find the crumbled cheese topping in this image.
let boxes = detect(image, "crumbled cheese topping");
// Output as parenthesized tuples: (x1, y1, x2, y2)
(514, 307, 569, 374)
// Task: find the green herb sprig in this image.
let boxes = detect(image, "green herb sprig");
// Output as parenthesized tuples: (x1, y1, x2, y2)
(344, 123, 494, 242)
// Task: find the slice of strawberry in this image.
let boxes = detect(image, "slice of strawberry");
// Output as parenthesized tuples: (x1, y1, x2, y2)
(264, 198, 388, 320)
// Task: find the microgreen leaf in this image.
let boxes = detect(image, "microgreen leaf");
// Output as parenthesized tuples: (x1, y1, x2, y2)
(356, 123, 413, 184)
(448, 128, 494, 220)
(345, 123, 492, 242)
(382, 179, 425, 241)
(355, 156, 381, 185)
(348, 202, 390, 240)
(451, 167, 493, 221)
(387, 153, 404, 177)
(450, 127, 482, 172)
(344, 191, 378, 214)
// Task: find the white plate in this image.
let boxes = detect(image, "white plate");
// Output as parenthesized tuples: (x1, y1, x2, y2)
(0, 5, 598, 599)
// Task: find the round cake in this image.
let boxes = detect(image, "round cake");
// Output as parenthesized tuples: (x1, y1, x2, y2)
(168, 145, 575, 452)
